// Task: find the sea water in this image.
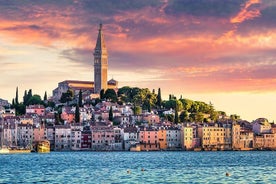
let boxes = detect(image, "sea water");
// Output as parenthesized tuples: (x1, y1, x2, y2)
(0, 151, 275, 183)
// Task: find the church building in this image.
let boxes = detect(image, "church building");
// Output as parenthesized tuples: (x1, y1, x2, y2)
(52, 24, 118, 102)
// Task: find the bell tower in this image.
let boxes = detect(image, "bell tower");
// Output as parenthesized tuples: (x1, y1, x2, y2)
(94, 23, 108, 94)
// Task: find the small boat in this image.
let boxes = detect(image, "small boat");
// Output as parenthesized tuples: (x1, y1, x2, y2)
(0, 147, 10, 154)
(130, 144, 141, 152)
(37, 140, 50, 153)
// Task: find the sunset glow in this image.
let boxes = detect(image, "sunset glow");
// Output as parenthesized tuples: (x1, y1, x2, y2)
(0, 0, 276, 121)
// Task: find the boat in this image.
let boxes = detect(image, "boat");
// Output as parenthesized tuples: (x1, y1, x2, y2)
(130, 144, 141, 152)
(0, 147, 10, 154)
(37, 140, 50, 153)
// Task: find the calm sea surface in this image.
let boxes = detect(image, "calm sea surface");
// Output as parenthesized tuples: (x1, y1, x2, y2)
(0, 151, 275, 184)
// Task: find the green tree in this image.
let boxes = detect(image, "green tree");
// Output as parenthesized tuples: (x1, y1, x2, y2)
(78, 90, 83, 107)
(109, 106, 113, 121)
(179, 111, 189, 122)
(100, 89, 105, 100)
(60, 89, 74, 104)
(195, 112, 204, 122)
(174, 101, 179, 124)
(43, 91, 47, 101)
(132, 105, 142, 115)
(16, 103, 26, 115)
(180, 98, 193, 111)
(27, 95, 43, 105)
(156, 88, 162, 108)
(23, 90, 27, 105)
(75, 105, 80, 123)
(104, 89, 118, 102)
(15, 87, 19, 105)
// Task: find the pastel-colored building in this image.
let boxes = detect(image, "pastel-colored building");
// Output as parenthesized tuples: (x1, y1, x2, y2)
(181, 126, 193, 150)
(166, 127, 181, 150)
(71, 128, 82, 151)
(232, 124, 254, 150)
(254, 133, 276, 150)
(26, 105, 45, 116)
(198, 124, 232, 151)
(122, 126, 139, 150)
(33, 125, 45, 142)
(17, 123, 33, 148)
(54, 125, 71, 151)
(139, 127, 159, 151)
(252, 118, 271, 134)
(19, 116, 34, 125)
(91, 124, 115, 151)
(81, 128, 92, 150)
(158, 127, 167, 150)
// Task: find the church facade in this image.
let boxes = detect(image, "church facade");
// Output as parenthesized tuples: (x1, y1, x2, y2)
(52, 24, 118, 102)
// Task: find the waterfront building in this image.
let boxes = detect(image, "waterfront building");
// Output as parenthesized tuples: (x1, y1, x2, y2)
(181, 126, 193, 150)
(45, 126, 55, 150)
(71, 128, 82, 151)
(254, 133, 276, 150)
(1, 121, 17, 148)
(33, 125, 45, 142)
(252, 118, 271, 134)
(114, 127, 123, 150)
(17, 123, 33, 148)
(157, 127, 167, 150)
(122, 126, 139, 151)
(139, 127, 159, 151)
(166, 127, 181, 150)
(91, 122, 115, 151)
(81, 126, 92, 150)
(232, 124, 254, 150)
(198, 124, 232, 151)
(54, 125, 71, 151)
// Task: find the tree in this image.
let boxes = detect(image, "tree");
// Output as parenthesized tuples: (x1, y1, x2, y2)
(16, 103, 26, 116)
(109, 106, 113, 121)
(100, 89, 105, 100)
(15, 87, 19, 105)
(104, 89, 118, 102)
(23, 90, 27, 105)
(27, 95, 43, 105)
(132, 105, 142, 115)
(78, 90, 83, 107)
(156, 88, 162, 108)
(180, 111, 189, 122)
(174, 101, 179, 124)
(75, 105, 80, 123)
(60, 89, 74, 104)
(43, 91, 47, 101)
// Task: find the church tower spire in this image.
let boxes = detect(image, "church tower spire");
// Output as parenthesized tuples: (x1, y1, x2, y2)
(94, 23, 108, 94)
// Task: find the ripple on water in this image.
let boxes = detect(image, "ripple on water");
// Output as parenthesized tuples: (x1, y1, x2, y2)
(0, 151, 276, 183)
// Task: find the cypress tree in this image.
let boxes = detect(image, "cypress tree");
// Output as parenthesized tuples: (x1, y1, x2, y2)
(174, 101, 179, 124)
(15, 87, 19, 105)
(43, 91, 47, 101)
(23, 90, 27, 105)
(100, 89, 105, 100)
(78, 90, 83, 107)
(157, 88, 162, 108)
(109, 106, 113, 121)
(75, 105, 80, 123)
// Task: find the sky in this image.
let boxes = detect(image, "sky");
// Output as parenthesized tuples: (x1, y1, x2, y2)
(0, 0, 276, 122)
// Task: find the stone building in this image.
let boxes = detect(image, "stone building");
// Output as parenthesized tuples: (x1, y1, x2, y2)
(52, 24, 118, 102)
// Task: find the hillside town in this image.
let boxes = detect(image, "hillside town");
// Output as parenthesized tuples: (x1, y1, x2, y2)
(1, 92, 276, 152)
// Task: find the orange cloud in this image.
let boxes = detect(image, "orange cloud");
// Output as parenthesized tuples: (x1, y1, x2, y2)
(230, 0, 261, 24)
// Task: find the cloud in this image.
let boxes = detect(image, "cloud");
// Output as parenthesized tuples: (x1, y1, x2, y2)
(230, 0, 261, 24)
